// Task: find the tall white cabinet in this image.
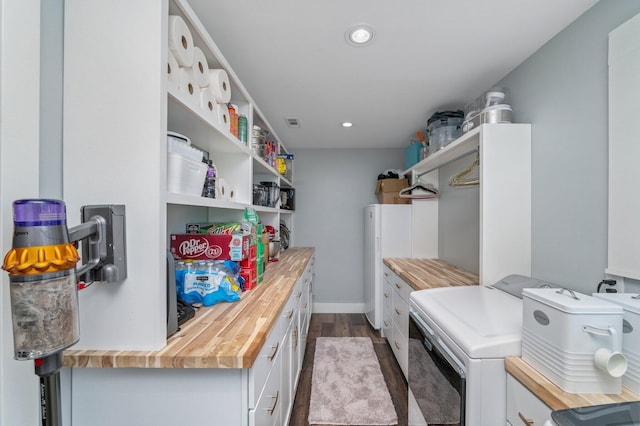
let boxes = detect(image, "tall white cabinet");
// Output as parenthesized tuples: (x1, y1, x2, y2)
(63, 0, 293, 351)
(607, 12, 640, 281)
(404, 124, 531, 285)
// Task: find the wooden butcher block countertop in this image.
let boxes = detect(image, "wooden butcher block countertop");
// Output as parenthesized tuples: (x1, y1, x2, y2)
(63, 247, 314, 370)
(506, 357, 640, 410)
(383, 258, 479, 290)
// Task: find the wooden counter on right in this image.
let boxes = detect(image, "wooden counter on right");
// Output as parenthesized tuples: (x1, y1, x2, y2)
(506, 356, 640, 411)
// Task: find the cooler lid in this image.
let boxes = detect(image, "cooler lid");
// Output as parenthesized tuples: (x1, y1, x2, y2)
(592, 293, 640, 315)
(523, 288, 624, 315)
(490, 274, 556, 299)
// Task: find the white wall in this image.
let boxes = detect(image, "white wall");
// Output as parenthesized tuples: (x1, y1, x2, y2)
(0, 1, 43, 424)
(291, 148, 404, 311)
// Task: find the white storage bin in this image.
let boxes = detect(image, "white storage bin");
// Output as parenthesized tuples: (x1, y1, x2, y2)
(167, 152, 207, 196)
(593, 293, 640, 394)
(521, 288, 625, 394)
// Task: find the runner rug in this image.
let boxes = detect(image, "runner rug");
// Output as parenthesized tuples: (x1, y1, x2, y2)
(308, 337, 398, 425)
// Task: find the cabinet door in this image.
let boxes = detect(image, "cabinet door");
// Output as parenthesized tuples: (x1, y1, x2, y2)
(382, 281, 393, 340)
(280, 324, 293, 426)
(506, 374, 552, 425)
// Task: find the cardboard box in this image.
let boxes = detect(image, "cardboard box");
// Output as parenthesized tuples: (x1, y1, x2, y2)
(170, 233, 250, 261)
(375, 178, 409, 204)
(241, 266, 257, 290)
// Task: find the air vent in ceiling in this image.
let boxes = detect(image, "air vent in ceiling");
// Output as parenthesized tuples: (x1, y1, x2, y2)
(285, 117, 301, 128)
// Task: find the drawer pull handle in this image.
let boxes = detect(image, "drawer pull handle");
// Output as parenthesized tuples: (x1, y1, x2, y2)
(394, 341, 400, 350)
(395, 308, 401, 316)
(395, 283, 401, 289)
(286, 310, 294, 319)
(384, 293, 389, 298)
(293, 328, 298, 350)
(297, 291, 302, 298)
(265, 391, 279, 415)
(267, 342, 279, 361)
(517, 412, 534, 425)
(384, 321, 390, 327)
(384, 272, 389, 277)
(302, 303, 307, 309)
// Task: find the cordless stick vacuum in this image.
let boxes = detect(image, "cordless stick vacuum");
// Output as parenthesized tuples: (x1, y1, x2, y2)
(2, 199, 127, 426)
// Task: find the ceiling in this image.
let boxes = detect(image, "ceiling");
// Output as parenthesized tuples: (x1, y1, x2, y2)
(187, 0, 598, 150)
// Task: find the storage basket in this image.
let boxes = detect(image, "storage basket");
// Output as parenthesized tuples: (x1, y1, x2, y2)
(167, 153, 207, 196)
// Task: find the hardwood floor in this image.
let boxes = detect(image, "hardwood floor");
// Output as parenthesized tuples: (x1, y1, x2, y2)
(289, 313, 408, 426)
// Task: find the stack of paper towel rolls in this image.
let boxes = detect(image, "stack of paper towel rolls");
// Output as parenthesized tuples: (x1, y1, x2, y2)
(167, 15, 232, 132)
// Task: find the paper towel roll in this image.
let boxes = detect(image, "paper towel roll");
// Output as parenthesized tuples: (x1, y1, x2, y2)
(227, 184, 237, 201)
(191, 47, 209, 88)
(167, 51, 180, 87)
(178, 67, 199, 105)
(200, 88, 216, 120)
(207, 69, 231, 103)
(217, 178, 229, 201)
(168, 15, 194, 66)
(214, 103, 230, 132)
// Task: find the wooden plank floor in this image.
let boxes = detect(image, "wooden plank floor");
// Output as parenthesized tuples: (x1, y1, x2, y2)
(290, 313, 408, 426)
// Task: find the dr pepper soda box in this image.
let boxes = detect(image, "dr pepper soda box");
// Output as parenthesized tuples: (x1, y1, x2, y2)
(170, 233, 250, 261)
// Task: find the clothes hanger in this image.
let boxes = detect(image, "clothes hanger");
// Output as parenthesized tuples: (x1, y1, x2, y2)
(449, 151, 479, 187)
(398, 181, 439, 199)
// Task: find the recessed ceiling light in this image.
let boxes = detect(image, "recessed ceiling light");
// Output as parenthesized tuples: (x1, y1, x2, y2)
(342, 122, 353, 128)
(345, 25, 374, 46)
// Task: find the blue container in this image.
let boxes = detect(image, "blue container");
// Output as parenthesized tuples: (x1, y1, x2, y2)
(405, 142, 422, 169)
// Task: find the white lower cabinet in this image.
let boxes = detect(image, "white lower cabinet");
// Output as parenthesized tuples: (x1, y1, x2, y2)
(383, 265, 411, 378)
(506, 374, 552, 425)
(68, 257, 314, 426)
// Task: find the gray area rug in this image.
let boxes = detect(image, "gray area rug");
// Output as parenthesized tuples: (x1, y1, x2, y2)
(308, 337, 398, 426)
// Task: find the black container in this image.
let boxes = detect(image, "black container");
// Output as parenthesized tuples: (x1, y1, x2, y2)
(280, 188, 295, 211)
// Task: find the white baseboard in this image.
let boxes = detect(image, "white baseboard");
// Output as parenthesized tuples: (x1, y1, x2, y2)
(312, 303, 366, 314)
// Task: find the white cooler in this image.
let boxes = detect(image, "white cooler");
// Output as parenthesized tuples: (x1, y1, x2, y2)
(593, 292, 640, 394)
(522, 288, 625, 394)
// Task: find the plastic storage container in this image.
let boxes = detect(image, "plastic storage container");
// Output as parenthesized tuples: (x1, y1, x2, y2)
(167, 152, 208, 195)
(426, 110, 464, 151)
(522, 288, 625, 394)
(462, 88, 512, 133)
(593, 293, 640, 394)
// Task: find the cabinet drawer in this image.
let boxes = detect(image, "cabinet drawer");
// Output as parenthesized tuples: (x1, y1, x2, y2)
(382, 311, 393, 342)
(249, 304, 290, 407)
(506, 374, 551, 426)
(391, 322, 408, 378)
(250, 350, 283, 426)
(382, 265, 396, 286)
(392, 291, 409, 336)
(384, 265, 411, 302)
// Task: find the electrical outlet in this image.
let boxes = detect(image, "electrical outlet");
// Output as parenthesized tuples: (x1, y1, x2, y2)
(604, 274, 625, 293)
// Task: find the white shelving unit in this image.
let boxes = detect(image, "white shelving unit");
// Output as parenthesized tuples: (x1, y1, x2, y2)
(404, 124, 532, 285)
(62, 0, 295, 352)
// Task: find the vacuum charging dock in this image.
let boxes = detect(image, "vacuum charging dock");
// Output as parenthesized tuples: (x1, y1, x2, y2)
(71, 205, 127, 283)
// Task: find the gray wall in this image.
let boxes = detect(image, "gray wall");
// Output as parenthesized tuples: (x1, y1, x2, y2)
(496, 1, 640, 293)
(291, 148, 404, 307)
